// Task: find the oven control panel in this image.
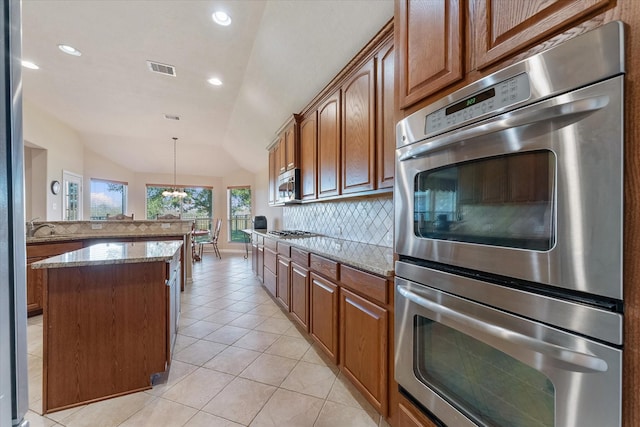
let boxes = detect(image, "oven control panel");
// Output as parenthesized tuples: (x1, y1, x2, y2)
(424, 73, 531, 136)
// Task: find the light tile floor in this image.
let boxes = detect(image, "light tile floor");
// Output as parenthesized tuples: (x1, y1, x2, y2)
(25, 252, 390, 427)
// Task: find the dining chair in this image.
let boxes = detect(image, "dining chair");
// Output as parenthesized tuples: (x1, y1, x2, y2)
(199, 218, 222, 259)
(106, 213, 134, 220)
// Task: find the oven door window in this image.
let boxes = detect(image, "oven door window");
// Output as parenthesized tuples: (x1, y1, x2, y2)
(414, 150, 555, 250)
(415, 316, 555, 427)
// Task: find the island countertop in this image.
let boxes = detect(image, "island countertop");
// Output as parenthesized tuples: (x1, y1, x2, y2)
(31, 240, 183, 269)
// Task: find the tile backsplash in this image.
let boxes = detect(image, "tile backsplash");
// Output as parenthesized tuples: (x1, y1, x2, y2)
(283, 195, 393, 247)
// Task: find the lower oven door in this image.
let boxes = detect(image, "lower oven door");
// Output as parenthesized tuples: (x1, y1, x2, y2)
(395, 277, 622, 427)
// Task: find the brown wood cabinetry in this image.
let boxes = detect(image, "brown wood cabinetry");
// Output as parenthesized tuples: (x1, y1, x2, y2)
(268, 148, 277, 205)
(299, 112, 318, 200)
(395, 0, 463, 109)
(309, 272, 339, 363)
(469, 0, 613, 70)
(396, 0, 615, 111)
(276, 242, 291, 310)
(318, 90, 342, 198)
(290, 247, 310, 330)
(276, 134, 286, 175)
(42, 256, 178, 413)
(284, 122, 297, 171)
(342, 58, 376, 194)
(396, 396, 440, 427)
(376, 39, 396, 189)
(26, 241, 84, 316)
(269, 22, 394, 202)
(251, 232, 394, 421)
(290, 261, 310, 331)
(340, 287, 388, 415)
(263, 241, 277, 298)
(277, 256, 290, 310)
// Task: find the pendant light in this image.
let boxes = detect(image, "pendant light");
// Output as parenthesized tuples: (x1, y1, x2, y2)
(162, 137, 188, 198)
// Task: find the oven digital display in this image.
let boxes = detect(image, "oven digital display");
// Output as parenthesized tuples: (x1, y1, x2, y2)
(424, 73, 530, 136)
(445, 88, 495, 116)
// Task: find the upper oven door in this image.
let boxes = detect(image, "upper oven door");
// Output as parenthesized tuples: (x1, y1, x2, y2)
(395, 76, 623, 300)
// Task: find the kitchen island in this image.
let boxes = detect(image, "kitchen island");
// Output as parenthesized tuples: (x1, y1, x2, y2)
(31, 240, 182, 414)
(26, 219, 193, 316)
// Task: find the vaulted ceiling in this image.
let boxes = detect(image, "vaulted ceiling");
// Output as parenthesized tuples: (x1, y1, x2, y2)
(21, 0, 394, 177)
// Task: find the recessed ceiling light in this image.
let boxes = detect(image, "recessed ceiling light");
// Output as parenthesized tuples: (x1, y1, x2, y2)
(208, 77, 223, 86)
(212, 11, 231, 26)
(22, 60, 39, 70)
(58, 44, 82, 56)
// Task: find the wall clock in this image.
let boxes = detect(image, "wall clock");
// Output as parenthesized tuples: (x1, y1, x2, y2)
(50, 180, 61, 195)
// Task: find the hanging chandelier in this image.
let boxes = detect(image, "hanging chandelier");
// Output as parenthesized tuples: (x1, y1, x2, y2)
(162, 137, 188, 198)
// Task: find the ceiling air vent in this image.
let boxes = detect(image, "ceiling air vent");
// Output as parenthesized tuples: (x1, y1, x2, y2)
(164, 114, 180, 121)
(146, 60, 176, 77)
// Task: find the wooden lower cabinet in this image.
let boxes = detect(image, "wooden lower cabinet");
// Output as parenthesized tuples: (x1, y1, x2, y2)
(309, 272, 339, 363)
(290, 262, 310, 331)
(394, 394, 440, 427)
(340, 288, 388, 415)
(264, 245, 278, 297)
(43, 259, 176, 413)
(257, 245, 264, 282)
(26, 241, 84, 316)
(276, 256, 291, 310)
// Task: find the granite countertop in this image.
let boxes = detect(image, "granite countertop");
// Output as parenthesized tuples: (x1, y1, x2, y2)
(26, 231, 188, 244)
(251, 230, 394, 277)
(31, 241, 183, 269)
(25, 220, 193, 244)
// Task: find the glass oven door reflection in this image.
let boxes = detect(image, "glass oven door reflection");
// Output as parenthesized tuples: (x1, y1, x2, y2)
(416, 317, 554, 427)
(394, 277, 622, 427)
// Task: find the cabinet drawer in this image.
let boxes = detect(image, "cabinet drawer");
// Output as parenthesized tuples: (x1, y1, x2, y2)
(264, 237, 277, 251)
(264, 247, 278, 273)
(310, 254, 339, 281)
(291, 247, 309, 267)
(277, 241, 291, 257)
(340, 264, 388, 305)
(27, 241, 83, 258)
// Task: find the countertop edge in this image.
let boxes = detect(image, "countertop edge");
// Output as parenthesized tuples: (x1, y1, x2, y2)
(249, 230, 394, 277)
(31, 241, 183, 269)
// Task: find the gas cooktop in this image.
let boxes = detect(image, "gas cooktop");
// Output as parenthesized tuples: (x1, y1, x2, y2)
(268, 230, 317, 238)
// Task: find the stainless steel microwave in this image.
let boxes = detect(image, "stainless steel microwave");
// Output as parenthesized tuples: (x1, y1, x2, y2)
(278, 168, 301, 204)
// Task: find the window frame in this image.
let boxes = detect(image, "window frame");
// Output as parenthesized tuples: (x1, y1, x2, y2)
(227, 186, 252, 243)
(89, 178, 128, 220)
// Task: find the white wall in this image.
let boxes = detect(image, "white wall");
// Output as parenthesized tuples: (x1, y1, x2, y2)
(22, 102, 277, 240)
(23, 101, 84, 220)
(253, 166, 283, 230)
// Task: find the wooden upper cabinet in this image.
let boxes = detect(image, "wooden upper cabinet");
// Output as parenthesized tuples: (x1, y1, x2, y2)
(396, 0, 464, 109)
(342, 58, 375, 194)
(318, 90, 341, 198)
(268, 147, 277, 205)
(376, 38, 395, 189)
(276, 134, 286, 174)
(300, 112, 318, 200)
(284, 122, 297, 171)
(470, 0, 613, 70)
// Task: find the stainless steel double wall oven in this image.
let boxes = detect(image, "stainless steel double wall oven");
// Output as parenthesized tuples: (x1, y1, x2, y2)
(394, 22, 625, 427)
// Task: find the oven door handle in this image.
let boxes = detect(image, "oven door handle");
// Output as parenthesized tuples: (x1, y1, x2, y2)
(398, 285, 609, 373)
(398, 95, 610, 161)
